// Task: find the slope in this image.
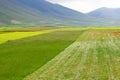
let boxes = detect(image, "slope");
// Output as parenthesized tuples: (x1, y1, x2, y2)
(0, 0, 94, 26)
(88, 7, 120, 20)
(1, 0, 119, 27)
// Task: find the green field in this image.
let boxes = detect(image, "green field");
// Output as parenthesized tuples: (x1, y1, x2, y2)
(24, 28, 120, 80)
(0, 30, 55, 44)
(0, 28, 120, 80)
(0, 28, 82, 80)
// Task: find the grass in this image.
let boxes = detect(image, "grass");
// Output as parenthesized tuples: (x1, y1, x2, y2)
(25, 29, 120, 80)
(0, 30, 82, 80)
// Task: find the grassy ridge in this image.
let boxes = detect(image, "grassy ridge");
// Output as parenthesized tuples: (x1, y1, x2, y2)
(0, 30, 82, 80)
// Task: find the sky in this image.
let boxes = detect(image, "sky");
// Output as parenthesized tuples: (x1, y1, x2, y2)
(46, 0, 120, 13)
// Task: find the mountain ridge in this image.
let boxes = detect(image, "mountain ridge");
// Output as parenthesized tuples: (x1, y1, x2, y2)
(1, 0, 94, 27)
(0, 0, 120, 27)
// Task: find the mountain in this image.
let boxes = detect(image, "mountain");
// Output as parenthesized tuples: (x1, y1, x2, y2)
(0, 0, 96, 27)
(19, 0, 87, 19)
(0, 0, 120, 27)
(0, 0, 69, 26)
(0, 0, 48, 26)
(88, 7, 120, 20)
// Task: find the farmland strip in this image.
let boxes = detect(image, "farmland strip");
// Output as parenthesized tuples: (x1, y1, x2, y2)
(0, 30, 55, 44)
(24, 29, 120, 80)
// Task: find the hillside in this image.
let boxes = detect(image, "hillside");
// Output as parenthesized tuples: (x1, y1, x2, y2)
(0, 0, 96, 27)
(0, 0, 61, 26)
(0, 0, 120, 27)
(88, 7, 120, 20)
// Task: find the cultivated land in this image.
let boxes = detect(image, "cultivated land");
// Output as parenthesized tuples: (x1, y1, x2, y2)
(0, 28, 82, 80)
(0, 30, 54, 44)
(0, 27, 63, 44)
(24, 28, 120, 80)
(0, 28, 120, 80)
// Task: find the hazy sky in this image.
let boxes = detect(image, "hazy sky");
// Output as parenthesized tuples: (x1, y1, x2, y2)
(46, 0, 120, 13)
